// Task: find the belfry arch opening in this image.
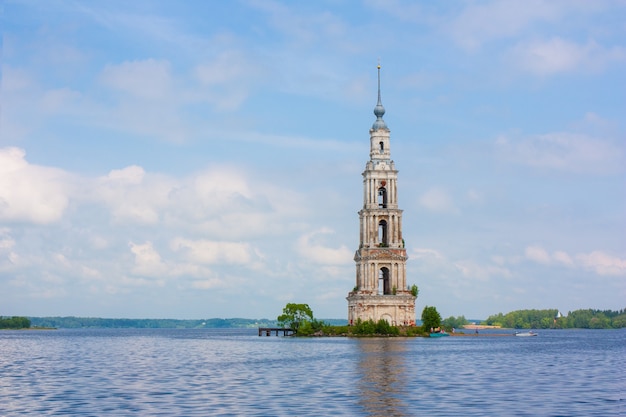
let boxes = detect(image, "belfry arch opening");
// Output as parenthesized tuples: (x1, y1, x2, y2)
(379, 267, 391, 295)
(379, 141, 384, 153)
(378, 187, 387, 208)
(378, 220, 388, 246)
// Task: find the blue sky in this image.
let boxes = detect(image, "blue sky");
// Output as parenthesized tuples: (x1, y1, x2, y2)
(2, 0, 625, 320)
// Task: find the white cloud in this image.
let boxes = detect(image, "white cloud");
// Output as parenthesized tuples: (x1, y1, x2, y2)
(105, 165, 145, 184)
(100, 59, 173, 99)
(454, 260, 512, 282)
(1, 66, 35, 92)
(192, 168, 253, 212)
(88, 163, 309, 239)
(0, 228, 16, 251)
(0, 228, 18, 273)
(296, 228, 353, 265)
(129, 241, 167, 278)
(509, 38, 626, 75)
(447, 0, 562, 50)
(194, 51, 255, 86)
(95, 165, 173, 224)
(189, 278, 225, 290)
(193, 51, 260, 111)
(249, 0, 347, 44)
(40, 88, 83, 113)
(0, 147, 70, 224)
(495, 132, 625, 174)
(411, 248, 445, 260)
(525, 245, 626, 276)
(418, 187, 458, 214)
(525, 245, 551, 264)
(552, 250, 574, 267)
(170, 238, 253, 265)
(466, 188, 483, 204)
(576, 251, 626, 276)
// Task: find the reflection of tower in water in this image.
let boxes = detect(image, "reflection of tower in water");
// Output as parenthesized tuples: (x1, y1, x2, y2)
(356, 338, 409, 417)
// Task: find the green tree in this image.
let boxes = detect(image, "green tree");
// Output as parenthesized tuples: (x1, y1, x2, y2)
(277, 303, 314, 333)
(0, 316, 31, 329)
(442, 315, 468, 330)
(421, 306, 441, 332)
(296, 319, 326, 336)
(410, 284, 419, 297)
(353, 319, 376, 335)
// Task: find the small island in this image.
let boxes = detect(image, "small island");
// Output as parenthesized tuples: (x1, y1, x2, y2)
(0, 316, 32, 330)
(272, 304, 626, 337)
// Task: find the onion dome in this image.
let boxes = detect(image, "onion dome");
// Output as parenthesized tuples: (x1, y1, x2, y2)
(372, 64, 388, 131)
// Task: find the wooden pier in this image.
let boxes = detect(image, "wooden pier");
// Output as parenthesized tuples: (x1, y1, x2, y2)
(258, 327, 294, 336)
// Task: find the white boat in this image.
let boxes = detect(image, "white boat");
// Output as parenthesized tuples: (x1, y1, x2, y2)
(515, 331, 538, 337)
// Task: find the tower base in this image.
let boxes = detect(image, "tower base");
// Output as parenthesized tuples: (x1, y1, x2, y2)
(347, 293, 416, 326)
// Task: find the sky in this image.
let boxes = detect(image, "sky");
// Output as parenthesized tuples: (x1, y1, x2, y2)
(1, 0, 625, 320)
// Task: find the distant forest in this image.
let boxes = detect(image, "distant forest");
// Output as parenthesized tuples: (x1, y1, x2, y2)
(27, 317, 278, 329)
(0, 316, 31, 329)
(483, 308, 626, 329)
(2, 310, 624, 330)
(24, 317, 349, 329)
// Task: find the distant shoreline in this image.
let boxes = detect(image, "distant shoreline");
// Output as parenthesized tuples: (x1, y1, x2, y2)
(462, 324, 502, 330)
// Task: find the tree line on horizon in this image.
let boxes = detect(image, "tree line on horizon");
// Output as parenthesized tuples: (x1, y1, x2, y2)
(483, 308, 626, 329)
(25, 317, 280, 329)
(2, 308, 624, 330)
(0, 316, 31, 329)
(20, 316, 348, 329)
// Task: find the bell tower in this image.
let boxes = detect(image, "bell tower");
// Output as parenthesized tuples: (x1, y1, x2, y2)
(347, 65, 416, 326)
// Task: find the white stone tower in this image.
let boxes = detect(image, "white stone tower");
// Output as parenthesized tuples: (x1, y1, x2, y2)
(347, 65, 416, 326)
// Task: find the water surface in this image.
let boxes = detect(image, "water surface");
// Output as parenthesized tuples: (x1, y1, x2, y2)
(1, 328, 623, 416)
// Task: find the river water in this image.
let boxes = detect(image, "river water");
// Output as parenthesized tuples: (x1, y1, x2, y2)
(0, 328, 623, 416)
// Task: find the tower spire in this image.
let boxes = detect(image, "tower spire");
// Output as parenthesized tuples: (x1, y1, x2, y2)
(372, 63, 388, 131)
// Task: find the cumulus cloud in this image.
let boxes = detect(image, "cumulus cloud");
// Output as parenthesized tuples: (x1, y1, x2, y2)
(170, 238, 253, 265)
(127, 240, 216, 284)
(0, 228, 18, 273)
(576, 251, 626, 276)
(129, 241, 167, 278)
(447, 0, 561, 50)
(296, 228, 353, 265)
(495, 132, 624, 174)
(525, 245, 626, 276)
(411, 248, 445, 260)
(454, 260, 512, 282)
(105, 165, 146, 184)
(525, 245, 551, 264)
(508, 38, 626, 75)
(552, 251, 574, 267)
(191, 168, 253, 212)
(95, 165, 167, 224)
(0, 147, 70, 224)
(418, 187, 458, 214)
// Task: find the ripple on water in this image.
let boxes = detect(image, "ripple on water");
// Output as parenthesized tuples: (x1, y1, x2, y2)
(0, 328, 624, 416)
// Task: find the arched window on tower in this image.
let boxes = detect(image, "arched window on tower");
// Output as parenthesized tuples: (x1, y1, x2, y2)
(378, 220, 388, 247)
(378, 187, 387, 208)
(379, 267, 391, 295)
(379, 141, 384, 153)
